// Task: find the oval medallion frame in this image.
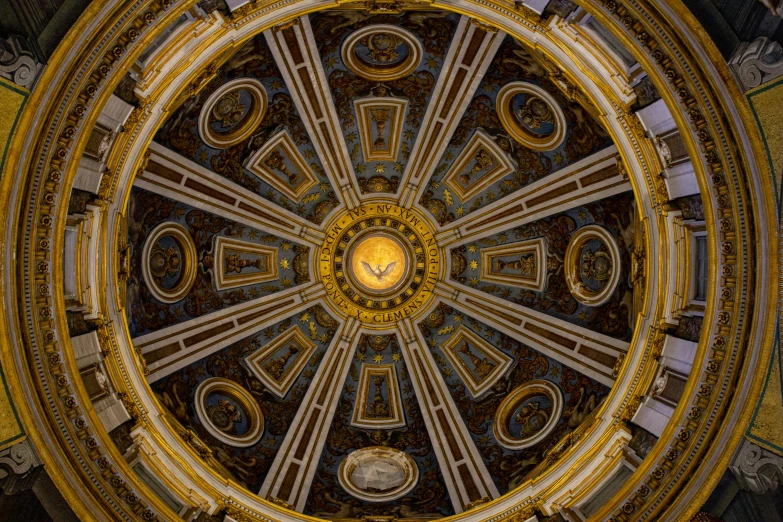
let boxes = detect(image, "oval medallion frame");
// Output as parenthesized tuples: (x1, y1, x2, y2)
(198, 78, 268, 149)
(341, 25, 423, 82)
(494, 379, 564, 450)
(141, 222, 198, 304)
(564, 225, 622, 306)
(194, 377, 265, 448)
(496, 81, 567, 151)
(338, 446, 419, 502)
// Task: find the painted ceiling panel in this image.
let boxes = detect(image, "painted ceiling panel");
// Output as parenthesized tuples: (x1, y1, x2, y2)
(309, 10, 460, 194)
(304, 333, 455, 518)
(450, 191, 636, 340)
(153, 34, 339, 224)
(151, 304, 340, 491)
(417, 302, 610, 493)
(420, 36, 613, 226)
(126, 187, 310, 338)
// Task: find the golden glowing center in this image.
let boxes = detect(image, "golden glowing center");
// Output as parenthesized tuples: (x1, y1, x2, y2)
(350, 234, 408, 292)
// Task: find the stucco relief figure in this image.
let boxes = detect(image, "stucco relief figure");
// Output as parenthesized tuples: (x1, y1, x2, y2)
(515, 400, 549, 437)
(366, 375, 390, 418)
(459, 148, 496, 186)
(263, 149, 300, 186)
(496, 253, 536, 276)
(263, 344, 300, 381)
(224, 253, 266, 274)
(456, 341, 496, 379)
(211, 91, 246, 129)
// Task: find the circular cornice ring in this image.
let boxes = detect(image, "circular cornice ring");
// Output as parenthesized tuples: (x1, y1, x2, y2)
(194, 377, 265, 447)
(496, 81, 567, 151)
(564, 225, 622, 307)
(1, 0, 774, 521)
(140, 222, 197, 304)
(338, 446, 419, 502)
(197, 77, 267, 149)
(493, 379, 564, 450)
(341, 25, 423, 82)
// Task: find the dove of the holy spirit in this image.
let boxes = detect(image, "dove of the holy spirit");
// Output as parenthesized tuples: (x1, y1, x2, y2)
(350, 234, 406, 292)
(361, 261, 397, 281)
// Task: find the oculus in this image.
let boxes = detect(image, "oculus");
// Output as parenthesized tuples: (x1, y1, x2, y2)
(244, 130, 319, 202)
(493, 379, 564, 450)
(496, 82, 566, 151)
(319, 203, 439, 326)
(442, 130, 517, 202)
(342, 25, 423, 81)
(338, 446, 419, 502)
(354, 96, 408, 162)
(480, 237, 549, 291)
(194, 377, 265, 447)
(440, 325, 513, 398)
(245, 326, 317, 399)
(351, 363, 406, 430)
(564, 225, 621, 306)
(212, 236, 278, 291)
(141, 223, 197, 304)
(198, 78, 267, 149)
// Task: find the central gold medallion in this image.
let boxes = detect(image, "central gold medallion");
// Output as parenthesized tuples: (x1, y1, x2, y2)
(319, 203, 440, 327)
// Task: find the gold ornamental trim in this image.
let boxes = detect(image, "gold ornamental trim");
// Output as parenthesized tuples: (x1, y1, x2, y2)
(319, 203, 439, 326)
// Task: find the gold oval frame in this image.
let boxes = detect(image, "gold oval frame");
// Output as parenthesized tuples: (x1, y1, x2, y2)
(197, 77, 268, 149)
(194, 377, 265, 448)
(496, 81, 567, 151)
(493, 379, 564, 450)
(0, 0, 774, 521)
(564, 224, 622, 307)
(341, 25, 423, 82)
(338, 446, 419, 502)
(140, 222, 198, 304)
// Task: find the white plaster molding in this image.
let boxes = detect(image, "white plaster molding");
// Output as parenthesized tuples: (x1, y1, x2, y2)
(398, 318, 500, 511)
(136, 142, 325, 246)
(0, 439, 43, 494)
(71, 330, 104, 369)
(399, 17, 505, 208)
(0, 36, 42, 89)
(730, 438, 783, 495)
(729, 37, 783, 92)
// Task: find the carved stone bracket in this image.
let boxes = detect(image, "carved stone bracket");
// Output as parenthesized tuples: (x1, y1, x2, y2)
(729, 438, 783, 495)
(729, 37, 783, 92)
(0, 439, 43, 494)
(0, 36, 43, 89)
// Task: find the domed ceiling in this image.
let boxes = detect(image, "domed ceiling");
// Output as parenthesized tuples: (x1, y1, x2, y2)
(126, 8, 637, 517)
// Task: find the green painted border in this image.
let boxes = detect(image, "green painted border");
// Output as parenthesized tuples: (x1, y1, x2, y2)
(0, 77, 28, 176)
(747, 76, 783, 207)
(0, 76, 28, 450)
(746, 333, 783, 454)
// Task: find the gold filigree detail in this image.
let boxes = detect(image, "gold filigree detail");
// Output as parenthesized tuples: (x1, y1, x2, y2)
(465, 496, 492, 510)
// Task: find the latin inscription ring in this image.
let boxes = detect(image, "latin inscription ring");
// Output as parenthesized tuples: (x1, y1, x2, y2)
(319, 203, 440, 327)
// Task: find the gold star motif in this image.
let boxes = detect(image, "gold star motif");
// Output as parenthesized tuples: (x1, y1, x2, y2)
(373, 354, 384, 363)
(356, 352, 366, 362)
(279, 258, 290, 270)
(300, 313, 310, 323)
(469, 260, 478, 270)
(392, 353, 401, 362)
(375, 163, 385, 173)
(468, 244, 478, 253)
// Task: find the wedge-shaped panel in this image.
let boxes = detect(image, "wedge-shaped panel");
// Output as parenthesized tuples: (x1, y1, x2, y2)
(442, 130, 516, 202)
(354, 96, 408, 162)
(245, 326, 317, 399)
(213, 236, 278, 291)
(480, 237, 548, 292)
(244, 130, 319, 202)
(351, 363, 406, 429)
(440, 325, 512, 398)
